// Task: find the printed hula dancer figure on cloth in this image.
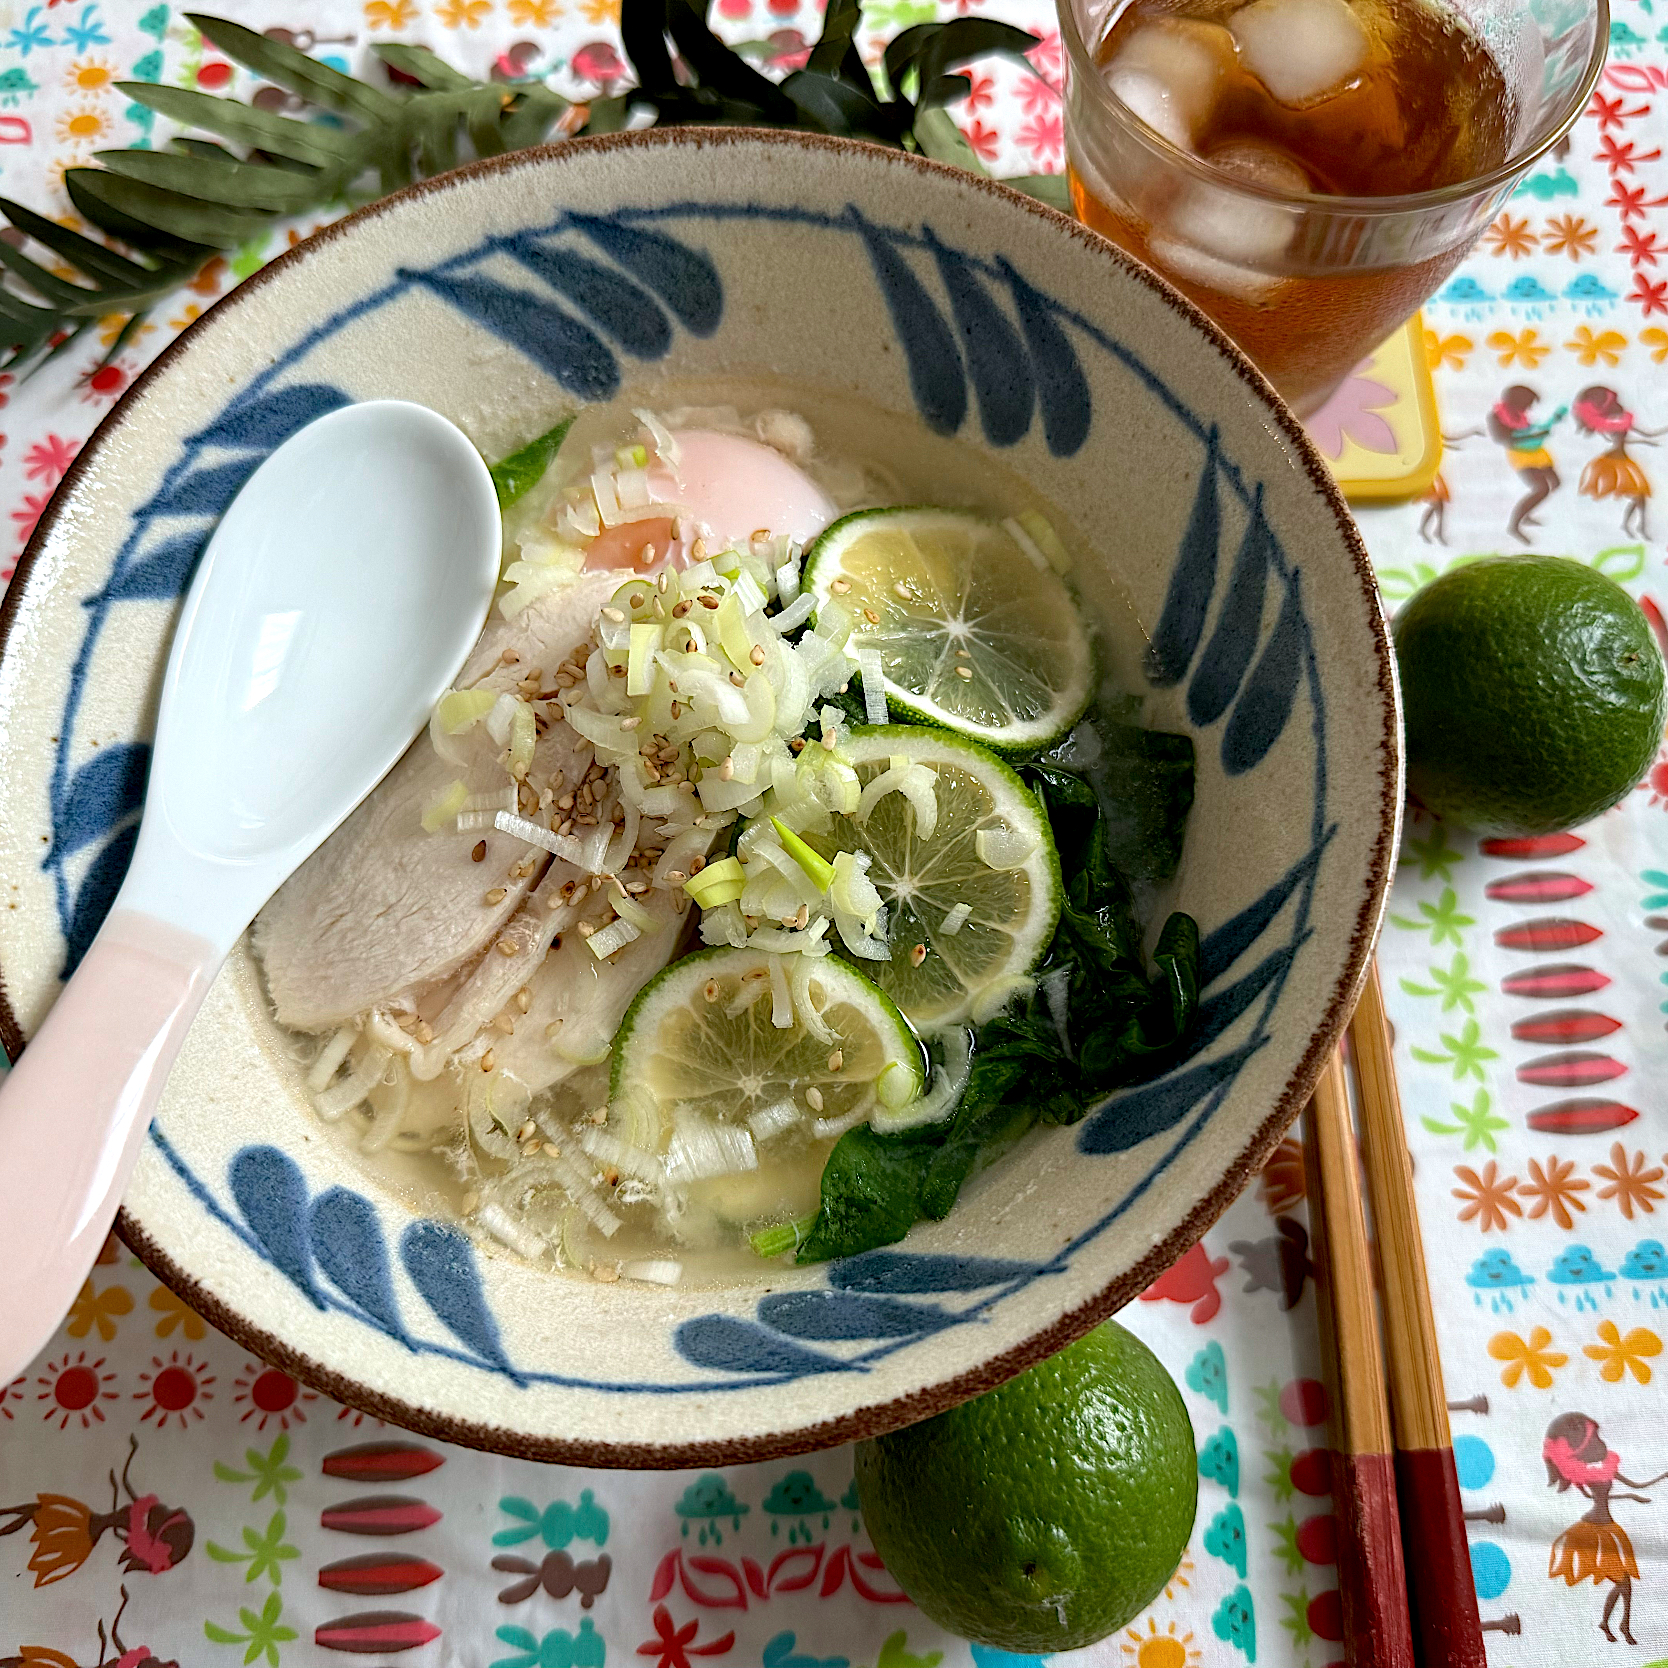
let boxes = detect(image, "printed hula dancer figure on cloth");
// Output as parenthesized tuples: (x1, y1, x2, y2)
(1, 1585, 178, 1668)
(1543, 1412, 1668, 1645)
(0, 1438, 193, 1588)
(1573, 386, 1660, 539)
(1488, 385, 1566, 545)
(1419, 427, 1484, 545)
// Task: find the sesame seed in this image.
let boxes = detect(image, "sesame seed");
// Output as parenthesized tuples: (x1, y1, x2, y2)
(500, 649, 520, 665)
(910, 942, 928, 966)
(720, 757, 734, 780)
(955, 664, 973, 679)
(790, 736, 806, 753)
(516, 988, 531, 1012)
(830, 577, 850, 594)
(806, 1086, 824, 1112)
(414, 1022, 434, 1044)
(690, 854, 706, 872)
(485, 887, 507, 904)
(704, 979, 721, 1002)
(620, 715, 642, 730)
(521, 1138, 540, 1155)
(603, 606, 626, 622)
(496, 938, 518, 957)
(670, 702, 683, 719)
(692, 537, 709, 560)
(639, 544, 656, 568)
(482, 1049, 496, 1072)
(557, 794, 574, 810)
(672, 599, 692, 617)
(956, 647, 970, 658)
(751, 527, 770, 543)
(730, 670, 746, 687)
(749, 644, 765, 666)
(666, 870, 686, 883)
(577, 920, 596, 937)
(471, 840, 487, 862)
(699, 594, 720, 610)
(593, 1263, 620, 1283)
(892, 581, 911, 600)
(863, 607, 880, 625)
(494, 1013, 516, 1034)
(827, 1049, 844, 1071)
(821, 729, 837, 751)
(543, 1141, 563, 1159)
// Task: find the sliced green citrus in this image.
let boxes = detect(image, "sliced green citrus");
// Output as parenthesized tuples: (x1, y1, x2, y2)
(801, 726, 1061, 1031)
(611, 946, 924, 1145)
(803, 507, 1093, 752)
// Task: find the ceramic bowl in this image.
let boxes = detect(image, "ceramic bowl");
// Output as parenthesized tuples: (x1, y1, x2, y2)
(0, 130, 1398, 1464)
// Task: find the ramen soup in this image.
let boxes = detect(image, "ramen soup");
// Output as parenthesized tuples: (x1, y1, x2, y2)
(252, 387, 1201, 1286)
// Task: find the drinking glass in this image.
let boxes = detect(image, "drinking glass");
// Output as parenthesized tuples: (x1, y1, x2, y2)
(1059, 0, 1610, 415)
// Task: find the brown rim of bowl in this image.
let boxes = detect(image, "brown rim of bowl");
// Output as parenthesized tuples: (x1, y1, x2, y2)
(0, 125, 1401, 1468)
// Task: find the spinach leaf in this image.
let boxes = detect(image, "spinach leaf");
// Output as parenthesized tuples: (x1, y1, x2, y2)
(795, 738, 1199, 1263)
(1041, 721, 1195, 882)
(489, 411, 577, 510)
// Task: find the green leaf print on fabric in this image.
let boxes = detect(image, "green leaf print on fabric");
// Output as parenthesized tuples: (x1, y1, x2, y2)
(1402, 823, 1463, 883)
(1422, 1089, 1509, 1152)
(1390, 886, 1475, 947)
(204, 1590, 298, 1666)
(1410, 1018, 1499, 1081)
(205, 1511, 299, 1585)
(212, 1434, 303, 1507)
(1278, 1589, 1313, 1649)
(1401, 951, 1487, 1014)
(1268, 1514, 1304, 1576)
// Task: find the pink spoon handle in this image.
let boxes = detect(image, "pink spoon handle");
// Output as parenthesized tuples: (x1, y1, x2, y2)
(0, 908, 218, 1376)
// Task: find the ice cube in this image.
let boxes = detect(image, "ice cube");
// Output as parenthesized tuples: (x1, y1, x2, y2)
(1147, 234, 1283, 304)
(1229, 0, 1369, 107)
(1204, 137, 1314, 195)
(1153, 157, 1302, 303)
(1105, 19, 1237, 148)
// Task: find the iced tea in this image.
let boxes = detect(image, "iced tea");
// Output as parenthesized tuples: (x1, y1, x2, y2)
(1060, 0, 1597, 413)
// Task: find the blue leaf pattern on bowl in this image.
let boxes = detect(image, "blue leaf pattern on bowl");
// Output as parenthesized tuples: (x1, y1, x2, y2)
(401, 1220, 523, 1384)
(310, 1186, 413, 1345)
(45, 741, 148, 867)
(673, 1316, 850, 1378)
(755, 1291, 958, 1341)
(229, 1146, 323, 1310)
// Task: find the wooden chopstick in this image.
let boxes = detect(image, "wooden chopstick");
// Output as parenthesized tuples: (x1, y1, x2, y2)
(1349, 961, 1487, 1668)
(1302, 1052, 1414, 1668)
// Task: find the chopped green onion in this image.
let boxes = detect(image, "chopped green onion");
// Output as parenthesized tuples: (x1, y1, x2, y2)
(684, 856, 747, 907)
(877, 1058, 922, 1111)
(771, 817, 835, 892)
(716, 593, 755, 672)
(1018, 509, 1072, 573)
(508, 700, 536, 779)
(627, 623, 661, 696)
(436, 688, 496, 734)
(749, 1213, 819, 1259)
(587, 917, 642, 959)
(420, 779, 469, 833)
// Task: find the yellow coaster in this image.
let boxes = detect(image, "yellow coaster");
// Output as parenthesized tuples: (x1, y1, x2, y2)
(1303, 313, 1442, 503)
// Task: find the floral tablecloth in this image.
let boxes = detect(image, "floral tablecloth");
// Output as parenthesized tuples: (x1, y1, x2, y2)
(0, 3, 1665, 1666)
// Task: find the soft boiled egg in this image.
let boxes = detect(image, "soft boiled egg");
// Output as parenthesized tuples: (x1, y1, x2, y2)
(582, 429, 836, 573)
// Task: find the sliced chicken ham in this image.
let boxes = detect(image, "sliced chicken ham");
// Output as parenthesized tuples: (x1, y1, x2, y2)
(255, 576, 609, 1032)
